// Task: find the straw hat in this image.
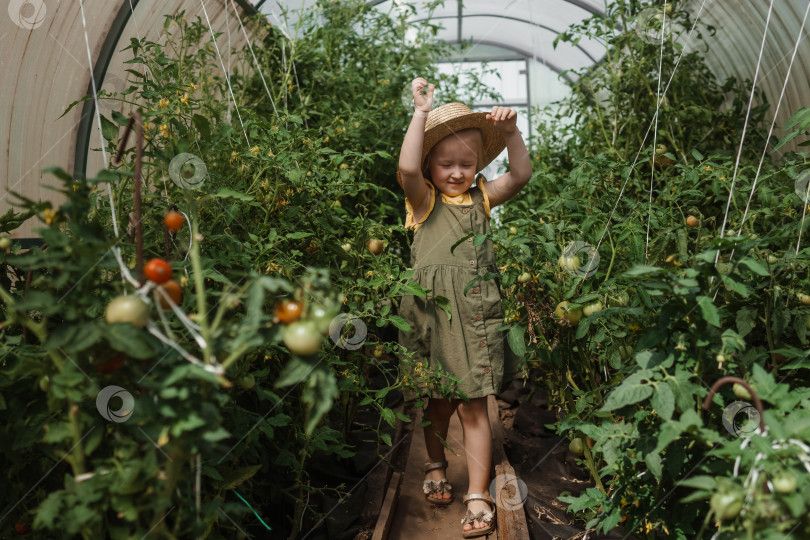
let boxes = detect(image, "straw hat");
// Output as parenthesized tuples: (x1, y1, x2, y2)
(396, 102, 506, 187)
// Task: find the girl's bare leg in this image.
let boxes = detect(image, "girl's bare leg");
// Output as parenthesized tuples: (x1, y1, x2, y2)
(423, 397, 458, 501)
(456, 396, 492, 531)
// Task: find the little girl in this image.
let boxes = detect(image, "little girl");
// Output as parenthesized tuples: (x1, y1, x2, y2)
(397, 77, 531, 537)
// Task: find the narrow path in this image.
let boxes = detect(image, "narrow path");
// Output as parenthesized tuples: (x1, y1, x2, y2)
(388, 403, 482, 539)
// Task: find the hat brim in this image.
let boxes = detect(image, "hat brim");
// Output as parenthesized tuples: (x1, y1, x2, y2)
(397, 108, 506, 188)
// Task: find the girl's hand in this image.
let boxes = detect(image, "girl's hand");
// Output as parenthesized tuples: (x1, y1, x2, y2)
(412, 78, 434, 113)
(486, 106, 518, 134)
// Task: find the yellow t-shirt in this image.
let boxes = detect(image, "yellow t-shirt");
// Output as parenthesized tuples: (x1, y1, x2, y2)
(404, 175, 492, 231)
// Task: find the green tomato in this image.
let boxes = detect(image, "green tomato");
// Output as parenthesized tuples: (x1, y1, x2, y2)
(558, 254, 581, 272)
(568, 438, 584, 456)
(39, 375, 50, 392)
(0, 237, 10, 249)
(583, 302, 603, 317)
(238, 374, 255, 390)
(341, 243, 351, 252)
(105, 295, 150, 327)
(732, 382, 751, 400)
(509, 226, 518, 235)
(310, 305, 336, 335)
(772, 472, 797, 493)
(373, 345, 384, 358)
(767, 254, 779, 264)
(283, 321, 322, 356)
(517, 272, 532, 283)
(710, 491, 743, 521)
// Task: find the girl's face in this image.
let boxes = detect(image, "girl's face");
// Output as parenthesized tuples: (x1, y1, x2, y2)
(425, 130, 482, 197)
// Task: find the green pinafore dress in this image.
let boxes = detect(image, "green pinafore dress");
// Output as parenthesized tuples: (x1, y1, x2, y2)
(398, 180, 521, 401)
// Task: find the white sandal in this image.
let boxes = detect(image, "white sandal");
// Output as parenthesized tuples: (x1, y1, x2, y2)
(422, 460, 454, 506)
(460, 493, 496, 537)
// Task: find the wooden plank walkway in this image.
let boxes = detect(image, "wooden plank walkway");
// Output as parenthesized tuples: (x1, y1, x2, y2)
(378, 395, 529, 540)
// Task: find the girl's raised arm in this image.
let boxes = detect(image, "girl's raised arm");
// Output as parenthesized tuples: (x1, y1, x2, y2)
(398, 78, 433, 209)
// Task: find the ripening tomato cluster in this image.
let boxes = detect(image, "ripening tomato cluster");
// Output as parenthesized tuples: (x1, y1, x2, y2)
(276, 299, 338, 356)
(104, 258, 178, 330)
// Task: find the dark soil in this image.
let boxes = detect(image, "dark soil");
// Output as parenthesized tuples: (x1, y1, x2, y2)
(495, 377, 633, 540)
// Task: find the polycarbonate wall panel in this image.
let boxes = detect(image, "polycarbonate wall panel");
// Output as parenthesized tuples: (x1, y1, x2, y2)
(682, 0, 810, 154)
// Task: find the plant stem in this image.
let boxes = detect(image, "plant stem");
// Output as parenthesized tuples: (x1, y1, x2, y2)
(187, 196, 212, 363)
(582, 441, 606, 494)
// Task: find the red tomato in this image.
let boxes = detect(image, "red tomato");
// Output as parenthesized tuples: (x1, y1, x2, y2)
(275, 300, 303, 324)
(156, 280, 182, 308)
(144, 258, 172, 284)
(95, 353, 126, 374)
(164, 211, 184, 233)
(14, 522, 30, 534)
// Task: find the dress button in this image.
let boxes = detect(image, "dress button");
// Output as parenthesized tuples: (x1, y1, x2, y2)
(475, 314, 482, 320)
(472, 287, 479, 294)
(462, 208, 469, 214)
(479, 340, 486, 347)
(467, 237, 473, 242)
(483, 367, 490, 373)
(469, 260, 475, 265)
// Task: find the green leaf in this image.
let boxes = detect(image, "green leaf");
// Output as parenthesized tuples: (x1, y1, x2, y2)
(303, 368, 338, 435)
(215, 188, 254, 201)
(507, 325, 526, 356)
(623, 265, 662, 277)
(63, 322, 104, 353)
(473, 233, 487, 247)
(203, 427, 231, 442)
(105, 324, 158, 359)
(691, 148, 704, 161)
(111, 110, 130, 126)
(736, 307, 756, 337)
(193, 114, 211, 139)
(737, 257, 769, 276)
(645, 451, 663, 479)
(785, 107, 810, 130)
(677, 475, 718, 490)
(696, 296, 720, 327)
(404, 281, 427, 298)
(217, 465, 262, 490)
(600, 370, 654, 411)
(101, 114, 118, 141)
(275, 357, 317, 388)
(388, 315, 413, 332)
(720, 274, 751, 297)
(380, 407, 396, 428)
(652, 381, 675, 421)
(34, 491, 65, 529)
(433, 296, 452, 322)
(575, 317, 591, 339)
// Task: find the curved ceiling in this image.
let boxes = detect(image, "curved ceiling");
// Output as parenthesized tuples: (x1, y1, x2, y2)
(1, 0, 808, 239)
